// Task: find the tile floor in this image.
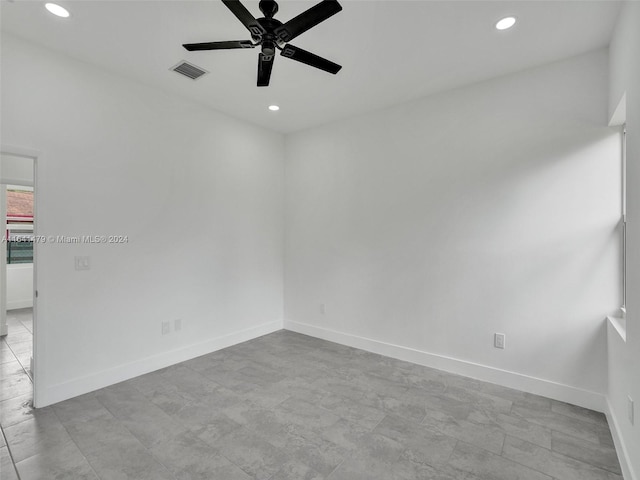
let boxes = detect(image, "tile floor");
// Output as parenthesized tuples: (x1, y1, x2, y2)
(0, 327, 622, 480)
(1, 308, 33, 480)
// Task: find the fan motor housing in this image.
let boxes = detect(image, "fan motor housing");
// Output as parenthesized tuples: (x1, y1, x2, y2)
(255, 17, 285, 47)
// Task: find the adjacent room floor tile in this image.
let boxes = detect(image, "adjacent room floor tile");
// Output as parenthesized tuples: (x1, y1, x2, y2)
(0, 445, 19, 480)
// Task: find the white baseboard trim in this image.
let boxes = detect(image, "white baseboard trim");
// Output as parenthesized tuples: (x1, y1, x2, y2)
(7, 300, 33, 310)
(38, 319, 283, 407)
(284, 320, 606, 412)
(606, 399, 638, 480)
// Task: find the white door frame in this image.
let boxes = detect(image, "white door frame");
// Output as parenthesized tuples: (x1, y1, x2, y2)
(1, 145, 41, 407)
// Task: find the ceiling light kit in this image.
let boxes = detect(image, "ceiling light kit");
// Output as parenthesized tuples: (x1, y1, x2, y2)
(495, 16, 517, 30)
(45, 2, 70, 18)
(268, 105, 280, 111)
(182, 0, 343, 87)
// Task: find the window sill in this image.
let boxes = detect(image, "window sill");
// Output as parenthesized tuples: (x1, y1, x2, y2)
(607, 315, 627, 342)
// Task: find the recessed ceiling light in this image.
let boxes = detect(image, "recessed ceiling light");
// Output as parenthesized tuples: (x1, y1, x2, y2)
(45, 3, 70, 18)
(495, 16, 516, 30)
(268, 105, 280, 111)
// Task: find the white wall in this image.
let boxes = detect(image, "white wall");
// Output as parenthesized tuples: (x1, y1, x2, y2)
(1, 33, 285, 407)
(608, 2, 640, 479)
(6, 264, 33, 310)
(1, 154, 34, 186)
(285, 49, 620, 410)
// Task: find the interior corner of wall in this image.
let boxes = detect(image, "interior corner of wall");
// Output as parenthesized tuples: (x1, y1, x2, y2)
(609, 91, 627, 127)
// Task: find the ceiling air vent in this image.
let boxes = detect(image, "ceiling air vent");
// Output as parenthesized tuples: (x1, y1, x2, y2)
(171, 61, 208, 80)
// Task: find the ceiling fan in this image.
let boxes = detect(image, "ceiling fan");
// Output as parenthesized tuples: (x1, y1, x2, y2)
(182, 0, 343, 87)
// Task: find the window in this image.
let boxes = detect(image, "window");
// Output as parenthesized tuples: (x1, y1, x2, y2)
(5, 187, 34, 264)
(6, 223, 33, 264)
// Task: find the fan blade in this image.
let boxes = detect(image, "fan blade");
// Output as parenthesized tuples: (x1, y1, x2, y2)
(281, 44, 341, 74)
(221, 0, 266, 37)
(257, 53, 275, 87)
(274, 0, 342, 43)
(183, 40, 255, 51)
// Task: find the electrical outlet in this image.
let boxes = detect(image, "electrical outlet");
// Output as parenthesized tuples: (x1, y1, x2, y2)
(628, 396, 634, 425)
(319, 303, 326, 315)
(494, 333, 506, 349)
(174, 319, 182, 332)
(161, 320, 171, 335)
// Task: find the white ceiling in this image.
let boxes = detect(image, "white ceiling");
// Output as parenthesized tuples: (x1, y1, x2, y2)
(1, 0, 621, 133)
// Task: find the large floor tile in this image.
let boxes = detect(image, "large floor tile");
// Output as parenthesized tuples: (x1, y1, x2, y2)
(212, 426, 291, 479)
(52, 393, 110, 425)
(503, 435, 623, 480)
(14, 438, 99, 480)
(149, 431, 251, 480)
(551, 430, 622, 475)
(468, 409, 552, 449)
(0, 342, 17, 366)
(235, 381, 292, 409)
(65, 417, 175, 480)
(192, 412, 243, 446)
(269, 459, 325, 480)
(421, 407, 506, 454)
(551, 400, 608, 426)
(0, 446, 19, 480)
(511, 402, 609, 444)
(3, 328, 31, 347)
(320, 417, 376, 451)
(359, 388, 428, 422)
(315, 391, 386, 429)
(3, 409, 70, 463)
(0, 361, 32, 401)
(275, 396, 343, 431)
(96, 381, 189, 448)
(0, 394, 44, 429)
(326, 453, 406, 480)
(395, 458, 485, 480)
(374, 414, 457, 467)
(442, 385, 513, 414)
(18, 320, 33, 335)
(4, 341, 31, 358)
(266, 419, 350, 476)
(448, 441, 553, 480)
